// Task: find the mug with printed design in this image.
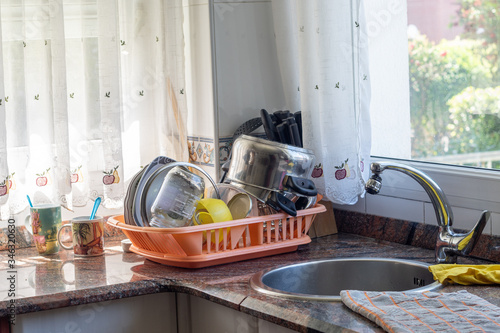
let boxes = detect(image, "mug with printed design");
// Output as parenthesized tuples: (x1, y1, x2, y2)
(25, 204, 62, 255)
(57, 216, 105, 256)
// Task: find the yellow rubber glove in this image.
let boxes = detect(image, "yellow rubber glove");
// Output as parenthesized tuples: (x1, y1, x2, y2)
(429, 264, 500, 285)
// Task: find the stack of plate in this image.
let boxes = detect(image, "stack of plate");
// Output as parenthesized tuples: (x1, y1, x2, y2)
(124, 156, 176, 227)
(125, 156, 225, 227)
(123, 166, 147, 226)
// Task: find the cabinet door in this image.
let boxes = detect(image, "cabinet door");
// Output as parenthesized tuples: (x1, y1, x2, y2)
(177, 294, 296, 333)
(177, 294, 258, 333)
(13, 293, 176, 333)
(258, 318, 297, 333)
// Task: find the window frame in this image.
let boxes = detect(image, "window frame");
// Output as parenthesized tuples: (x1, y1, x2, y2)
(364, 156, 500, 217)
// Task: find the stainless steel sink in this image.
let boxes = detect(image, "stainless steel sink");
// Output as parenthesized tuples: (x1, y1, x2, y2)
(250, 257, 442, 301)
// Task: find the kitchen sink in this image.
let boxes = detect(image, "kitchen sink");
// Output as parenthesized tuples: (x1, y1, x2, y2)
(250, 257, 442, 301)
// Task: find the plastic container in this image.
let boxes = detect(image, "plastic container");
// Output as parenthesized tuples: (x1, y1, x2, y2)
(107, 204, 326, 268)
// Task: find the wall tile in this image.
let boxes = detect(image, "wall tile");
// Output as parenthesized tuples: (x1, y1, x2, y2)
(335, 208, 500, 262)
(490, 212, 500, 236)
(424, 203, 492, 235)
(218, 136, 233, 165)
(334, 209, 414, 245)
(187, 136, 216, 167)
(331, 197, 366, 214)
(366, 195, 424, 223)
(184, 0, 209, 6)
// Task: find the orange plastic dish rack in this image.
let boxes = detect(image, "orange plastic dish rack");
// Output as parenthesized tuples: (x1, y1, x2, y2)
(107, 204, 326, 268)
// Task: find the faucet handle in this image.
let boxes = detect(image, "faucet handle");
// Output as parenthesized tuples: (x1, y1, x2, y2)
(437, 210, 490, 263)
(455, 210, 490, 254)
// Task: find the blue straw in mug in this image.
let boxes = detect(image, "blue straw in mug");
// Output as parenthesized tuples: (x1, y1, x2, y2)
(27, 195, 33, 208)
(90, 197, 101, 220)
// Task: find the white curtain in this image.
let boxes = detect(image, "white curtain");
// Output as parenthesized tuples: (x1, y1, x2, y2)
(271, 0, 371, 205)
(0, 0, 188, 219)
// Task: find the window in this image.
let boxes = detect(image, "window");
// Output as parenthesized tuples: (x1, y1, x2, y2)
(362, 0, 500, 229)
(368, 0, 500, 171)
(408, 0, 500, 169)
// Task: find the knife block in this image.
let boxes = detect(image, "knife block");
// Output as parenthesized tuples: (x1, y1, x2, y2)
(308, 200, 337, 238)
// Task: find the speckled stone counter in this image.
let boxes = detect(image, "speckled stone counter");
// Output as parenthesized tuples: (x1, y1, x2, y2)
(1, 233, 499, 332)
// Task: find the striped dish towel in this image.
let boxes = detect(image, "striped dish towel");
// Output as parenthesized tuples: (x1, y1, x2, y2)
(340, 290, 500, 332)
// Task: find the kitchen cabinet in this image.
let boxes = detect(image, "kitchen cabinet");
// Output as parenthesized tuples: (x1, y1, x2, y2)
(176, 293, 295, 333)
(12, 292, 295, 333)
(12, 293, 177, 333)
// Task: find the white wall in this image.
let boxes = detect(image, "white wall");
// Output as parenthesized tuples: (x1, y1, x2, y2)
(212, 0, 286, 139)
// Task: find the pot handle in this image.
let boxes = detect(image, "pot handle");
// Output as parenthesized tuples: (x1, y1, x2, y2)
(285, 176, 318, 197)
(267, 192, 297, 217)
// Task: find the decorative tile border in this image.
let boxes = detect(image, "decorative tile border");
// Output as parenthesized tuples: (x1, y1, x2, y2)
(187, 136, 216, 167)
(219, 136, 233, 164)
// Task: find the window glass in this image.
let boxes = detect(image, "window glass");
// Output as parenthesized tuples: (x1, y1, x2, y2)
(407, 0, 500, 169)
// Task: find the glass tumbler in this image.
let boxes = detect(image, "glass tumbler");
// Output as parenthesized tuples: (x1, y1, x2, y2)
(150, 166, 205, 228)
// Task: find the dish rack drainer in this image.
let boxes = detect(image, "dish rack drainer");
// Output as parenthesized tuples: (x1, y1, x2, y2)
(107, 204, 326, 268)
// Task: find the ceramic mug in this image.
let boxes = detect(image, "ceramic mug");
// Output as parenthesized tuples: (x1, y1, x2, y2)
(57, 216, 105, 256)
(25, 204, 62, 255)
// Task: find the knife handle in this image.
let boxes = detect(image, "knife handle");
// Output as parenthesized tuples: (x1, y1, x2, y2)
(260, 109, 278, 142)
(284, 117, 302, 147)
(274, 110, 292, 124)
(276, 123, 290, 144)
(294, 111, 302, 142)
(290, 123, 302, 147)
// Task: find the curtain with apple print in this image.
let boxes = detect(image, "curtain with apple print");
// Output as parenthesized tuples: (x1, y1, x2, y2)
(271, 0, 371, 205)
(0, 0, 188, 220)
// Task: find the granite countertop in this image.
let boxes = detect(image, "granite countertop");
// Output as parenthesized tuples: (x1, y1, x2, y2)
(1, 233, 499, 332)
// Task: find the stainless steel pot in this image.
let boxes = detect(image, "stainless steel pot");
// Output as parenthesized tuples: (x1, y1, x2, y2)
(226, 135, 317, 216)
(231, 182, 317, 216)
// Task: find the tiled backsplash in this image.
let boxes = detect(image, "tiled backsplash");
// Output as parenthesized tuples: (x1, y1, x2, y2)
(335, 209, 500, 263)
(187, 136, 217, 167)
(333, 194, 500, 237)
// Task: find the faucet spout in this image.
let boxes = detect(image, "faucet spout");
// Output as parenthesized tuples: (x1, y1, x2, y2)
(366, 162, 491, 264)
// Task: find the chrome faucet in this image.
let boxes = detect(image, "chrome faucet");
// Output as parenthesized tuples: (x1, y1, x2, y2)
(365, 162, 490, 264)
